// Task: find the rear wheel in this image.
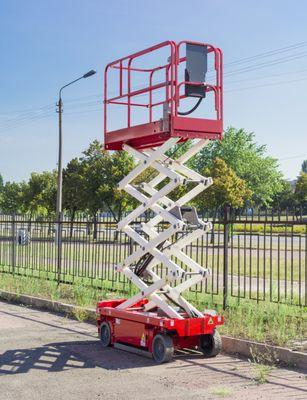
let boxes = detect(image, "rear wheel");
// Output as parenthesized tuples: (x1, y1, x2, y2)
(100, 321, 111, 347)
(152, 334, 174, 363)
(200, 330, 222, 358)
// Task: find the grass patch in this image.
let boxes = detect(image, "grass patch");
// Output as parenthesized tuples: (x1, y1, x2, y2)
(248, 347, 275, 384)
(72, 307, 91, 322)
(250, 362, 272, 384)
(0, 272, 130, 308)
(210, 387, 232, 397)
(219, 300, 306, 346)
(231, 223, 306, 236)
(0, 272, 305, 347)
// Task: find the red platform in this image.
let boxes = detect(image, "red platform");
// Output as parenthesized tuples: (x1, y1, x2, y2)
(104, 40, 223, 150)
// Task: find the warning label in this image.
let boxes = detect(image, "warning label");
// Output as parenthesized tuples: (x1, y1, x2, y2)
(140, 333, 146, 347)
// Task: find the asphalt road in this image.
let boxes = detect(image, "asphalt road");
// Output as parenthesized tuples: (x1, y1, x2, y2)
(0, 301, 306, 400)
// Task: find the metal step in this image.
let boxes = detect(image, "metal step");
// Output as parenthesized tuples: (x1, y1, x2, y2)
(114, 342, 153, 359)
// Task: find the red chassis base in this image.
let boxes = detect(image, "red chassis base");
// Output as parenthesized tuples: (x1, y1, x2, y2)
(96, 299, 224, 361)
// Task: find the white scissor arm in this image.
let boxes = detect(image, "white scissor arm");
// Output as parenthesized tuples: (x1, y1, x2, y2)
(115, 138, 214, 319)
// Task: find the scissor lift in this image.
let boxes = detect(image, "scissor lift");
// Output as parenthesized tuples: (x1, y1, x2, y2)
(97, 40, 224, 363)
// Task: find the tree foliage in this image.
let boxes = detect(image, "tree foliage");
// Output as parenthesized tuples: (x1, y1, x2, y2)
(194, 158, 252, 211)
(0, 182, 24, 214)
(294, 172, 307, 205)
(22, 171, 57, 216)
(0, 173, 3, 191)
(165, 140, 192, 160)
(63, 157, 86, 220)
(302, 160, 307, 174)
(79, 140, 135, 221)
(0, 130, 296, 216)
(271, 180, 295, 210)
(192, 127, 283, 206)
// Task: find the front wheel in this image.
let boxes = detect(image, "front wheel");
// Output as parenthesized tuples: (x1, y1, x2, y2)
(100, 321, 111, 347)
(152, 334, 174, 363)
(200, 330, 222, 358)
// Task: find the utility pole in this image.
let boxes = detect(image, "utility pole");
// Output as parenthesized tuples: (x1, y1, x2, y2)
(55, 69, 96, 222)
(55, 70, 96, 284)
(56, 97, 63, 219)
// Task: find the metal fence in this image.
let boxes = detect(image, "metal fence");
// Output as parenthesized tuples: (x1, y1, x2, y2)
(0, 208, 306, 308)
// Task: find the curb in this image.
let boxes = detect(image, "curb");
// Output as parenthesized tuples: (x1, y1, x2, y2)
(0, 290, 306, 370)
(222, 336, 306, 370)
(0, 290, 96, 324)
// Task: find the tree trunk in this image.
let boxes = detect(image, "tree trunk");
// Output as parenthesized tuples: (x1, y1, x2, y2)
(27, 212, 33, 232)
(210, 207, 218, 245)
(105, 201, 120, 241)
(93, 214, 98, 240)
(70, 209, 76, 238)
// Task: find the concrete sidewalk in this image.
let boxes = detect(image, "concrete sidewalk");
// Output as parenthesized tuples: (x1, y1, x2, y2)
(0, 301, 306, 400)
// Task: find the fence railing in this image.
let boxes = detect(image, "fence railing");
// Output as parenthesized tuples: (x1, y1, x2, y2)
(0, 208, 306, 308)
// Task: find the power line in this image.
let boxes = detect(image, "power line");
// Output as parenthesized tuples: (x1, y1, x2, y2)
(225, 41, 307, 67)
(0, 99, 102, 130)
(2, 41, 307, 133)
(0, 110, 54, 134)
(3, 41, 306, 113)
(2, 66, 306, 132)
(0, 103, 54, 116)
(63, 100, 102, 110)
(206, 51, 307, 80)
(226, 75, 307, 93)
(224, 67, 307, 84)
(65, 108, 102, 116)
(0, 107, 55, 130)
(63, 93, 102, 104)
(223, 52, 307, 78)
(3, 47, 307, 121)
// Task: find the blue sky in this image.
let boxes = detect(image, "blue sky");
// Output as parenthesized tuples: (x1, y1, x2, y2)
(0, 0, 306, 182)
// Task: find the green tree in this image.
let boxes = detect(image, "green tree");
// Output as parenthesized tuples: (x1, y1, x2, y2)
(80, 140, 107, 222)
(0, 173, 3, 207)
(271, 180, 295, 210)
(165, 140, 192, 160)
(0, 173, 3, 191)
(294, 172, 307, 205)
(103, 150, 136, 220)
(80, 140, 135, 237)
(63, 157, 86, 223)
(194, 157, 252, 212)
(301, 160, 307, 173)
(22, 171, 57, 217)
(0, 182, 24, 214)
(192, 127, 283, 206)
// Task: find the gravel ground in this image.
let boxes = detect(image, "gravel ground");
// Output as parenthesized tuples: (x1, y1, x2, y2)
(0, 301, 306, 400)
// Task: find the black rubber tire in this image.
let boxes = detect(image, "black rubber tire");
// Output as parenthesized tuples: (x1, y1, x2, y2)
(100, 321, 111, 347)
(152, 334, 174, 364)
(200, 330, 222, 358)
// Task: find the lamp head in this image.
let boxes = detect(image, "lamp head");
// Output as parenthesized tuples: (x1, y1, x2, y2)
(83, 70, 97, 78)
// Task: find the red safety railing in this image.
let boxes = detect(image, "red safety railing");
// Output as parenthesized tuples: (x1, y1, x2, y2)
(104, 40, 223, 150)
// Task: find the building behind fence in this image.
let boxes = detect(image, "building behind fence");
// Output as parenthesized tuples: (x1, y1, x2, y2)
(0, 208, 306, 308)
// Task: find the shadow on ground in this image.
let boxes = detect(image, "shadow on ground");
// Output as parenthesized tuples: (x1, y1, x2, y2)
(1, 340, 306, 396)
(0, 339, 158, 375)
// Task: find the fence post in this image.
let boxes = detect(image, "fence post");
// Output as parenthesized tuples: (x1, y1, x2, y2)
(11, 213, 16, 275)
(223, 205, 230, 309)
(57, 212, 63, 286)
(129, 237, 134, 255)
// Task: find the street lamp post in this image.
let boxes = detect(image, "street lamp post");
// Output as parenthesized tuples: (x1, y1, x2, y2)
(56, 69, 96, 219)
(55, 70, 96, 284)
